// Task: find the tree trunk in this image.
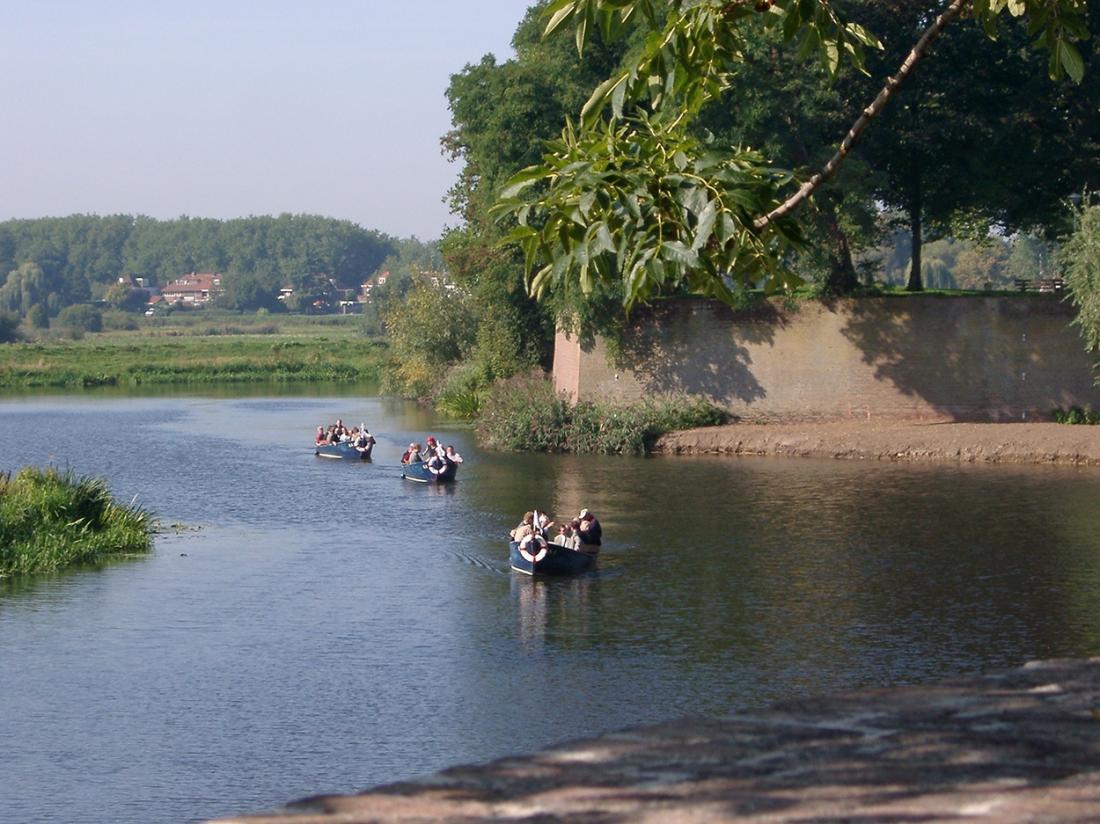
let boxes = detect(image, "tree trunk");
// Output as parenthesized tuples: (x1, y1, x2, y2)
(821, 209, 859, 295)
(905, 162, 924, 292)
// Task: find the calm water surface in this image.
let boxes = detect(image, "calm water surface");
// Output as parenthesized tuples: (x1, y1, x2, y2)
(3, 394, 1100, 824)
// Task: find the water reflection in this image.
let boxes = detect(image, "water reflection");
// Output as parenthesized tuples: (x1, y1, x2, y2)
(511, 575, 597, 650)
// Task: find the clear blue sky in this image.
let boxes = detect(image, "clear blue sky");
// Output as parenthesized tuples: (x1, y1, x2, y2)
(0, 2, 531, 240)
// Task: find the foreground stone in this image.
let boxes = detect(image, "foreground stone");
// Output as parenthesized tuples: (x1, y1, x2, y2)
(214, 658, 1100, 823)
(655, 421, 1100, 466)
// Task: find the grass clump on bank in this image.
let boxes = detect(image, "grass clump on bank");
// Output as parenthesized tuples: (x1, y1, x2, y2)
(477, 374, 729, 455)
(0, 467, 153, 575)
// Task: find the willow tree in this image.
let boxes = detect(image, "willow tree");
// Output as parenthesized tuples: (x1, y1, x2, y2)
(494, 0, 1089, 311)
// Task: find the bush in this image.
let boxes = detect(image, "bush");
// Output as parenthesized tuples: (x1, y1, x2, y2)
(0, 467, 153, 575)
(477, 374, 729, 454)
(1053, 405, 1100, 425)
(0, 310, 20, 342)
(101, 309, 139, 331)
(55, 304, 103, 336)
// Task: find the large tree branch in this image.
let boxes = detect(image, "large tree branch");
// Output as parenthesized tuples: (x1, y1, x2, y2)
(754, 0, 969, 231)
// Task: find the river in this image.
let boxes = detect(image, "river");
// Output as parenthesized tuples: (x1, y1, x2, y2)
(2, 393, 1100, 824)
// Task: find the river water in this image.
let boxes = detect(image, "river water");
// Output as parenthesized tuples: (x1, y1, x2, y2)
(2, 392, 1100, 824)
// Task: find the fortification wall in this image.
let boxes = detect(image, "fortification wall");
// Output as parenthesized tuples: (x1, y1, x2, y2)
(553, 296, 1100, 421)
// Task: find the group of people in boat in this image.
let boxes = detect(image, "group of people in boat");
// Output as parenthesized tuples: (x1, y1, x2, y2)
(401, 435, 463, 474)
(315, 418, 375, 451)
(509, 508, 602, 552)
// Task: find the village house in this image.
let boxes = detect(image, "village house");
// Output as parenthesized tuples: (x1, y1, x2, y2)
(160, 272, 222, 306)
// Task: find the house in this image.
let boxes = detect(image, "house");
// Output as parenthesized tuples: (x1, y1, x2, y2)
(161, 272, 222, 306)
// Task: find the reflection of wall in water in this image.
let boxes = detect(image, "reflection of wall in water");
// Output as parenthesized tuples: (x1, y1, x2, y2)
(554, 296, 1100, 422)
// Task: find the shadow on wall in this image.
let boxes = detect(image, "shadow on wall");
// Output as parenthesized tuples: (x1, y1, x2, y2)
(615, 298, 786, 406)
(838, 296, 1090, 421)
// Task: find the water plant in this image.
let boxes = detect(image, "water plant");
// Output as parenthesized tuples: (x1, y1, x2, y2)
(0, 467, 153, 575)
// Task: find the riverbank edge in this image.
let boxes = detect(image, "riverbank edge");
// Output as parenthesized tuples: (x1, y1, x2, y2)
(653, 420, 1100, 466)
(212, 657, 1100, 823)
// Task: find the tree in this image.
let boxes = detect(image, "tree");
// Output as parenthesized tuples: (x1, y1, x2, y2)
(495, 0, 1090, 310)
(382, 286, 477, 397)
(1060, 201, 1100, 357)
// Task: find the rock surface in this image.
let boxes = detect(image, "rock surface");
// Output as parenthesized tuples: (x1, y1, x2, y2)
(213, 658, 1100, 823)
(654, 421, 1100, 465)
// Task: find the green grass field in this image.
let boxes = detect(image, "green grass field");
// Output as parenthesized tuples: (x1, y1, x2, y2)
(0, 314, 387, 389)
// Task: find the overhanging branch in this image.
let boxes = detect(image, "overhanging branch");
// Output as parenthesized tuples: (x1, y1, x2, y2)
(754, 0, 969, 231)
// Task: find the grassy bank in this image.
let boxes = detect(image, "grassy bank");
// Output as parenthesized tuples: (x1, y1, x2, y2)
(0, 467, 153, 575)
(477, 374, 729, 455)
(0, 315, 387, 388)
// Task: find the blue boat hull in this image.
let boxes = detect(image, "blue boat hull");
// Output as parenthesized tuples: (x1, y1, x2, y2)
(509, 540, 596, 576)
(315, 441, 374, 460)
(401, 461, 458, 483)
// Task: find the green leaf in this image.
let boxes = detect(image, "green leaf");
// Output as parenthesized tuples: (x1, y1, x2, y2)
(1059, 40, 1085, 84)
(692, 200, 718, 251)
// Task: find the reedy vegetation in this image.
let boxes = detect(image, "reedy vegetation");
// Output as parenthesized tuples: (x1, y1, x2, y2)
(477, 373, 728, 455)
(0, 467, 152, 575)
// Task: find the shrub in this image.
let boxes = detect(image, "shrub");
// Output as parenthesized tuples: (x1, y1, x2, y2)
(1053, 405, 1100, 425)
(55, 304, 103, 335)
(0, 310, 20, 342)
(477, 374, 729, 454)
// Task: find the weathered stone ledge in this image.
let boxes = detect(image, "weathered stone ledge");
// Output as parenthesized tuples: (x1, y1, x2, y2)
(213, 658, 1100, 822)
(654, 421, 1100, 466)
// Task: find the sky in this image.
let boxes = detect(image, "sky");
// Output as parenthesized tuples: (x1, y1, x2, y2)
(0, 1, 532, 240)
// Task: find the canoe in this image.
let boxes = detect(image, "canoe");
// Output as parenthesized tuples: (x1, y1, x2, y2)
(315, 440, 374, 460)
(509, 538, 596, 576)
(401, 460, 458, 483)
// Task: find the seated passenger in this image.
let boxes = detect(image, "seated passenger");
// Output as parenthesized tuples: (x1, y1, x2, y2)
(315, 426, 326, 445)
(554, 523, 579, 549)
(510, 511, 535, 542)
(445, 445, 463, 464)
(402, 442, 422, 464)
(577, 509, 602, 546)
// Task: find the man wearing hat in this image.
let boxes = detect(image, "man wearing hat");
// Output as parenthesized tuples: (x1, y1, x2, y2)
(577, 509, 602, 546)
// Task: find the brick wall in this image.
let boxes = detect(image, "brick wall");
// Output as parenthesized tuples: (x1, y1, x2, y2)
(553, 296, 1100, 421)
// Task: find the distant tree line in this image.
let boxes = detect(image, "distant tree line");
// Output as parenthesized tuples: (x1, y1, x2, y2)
(0, 214, 398, 319)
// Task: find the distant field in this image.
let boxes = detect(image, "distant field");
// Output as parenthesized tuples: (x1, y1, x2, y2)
(0, 314, 387, 389)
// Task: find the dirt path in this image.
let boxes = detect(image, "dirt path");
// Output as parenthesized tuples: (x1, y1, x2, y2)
(654, 421, 1100, 466)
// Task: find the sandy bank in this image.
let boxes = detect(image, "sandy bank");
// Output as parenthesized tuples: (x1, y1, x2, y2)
(654, 421, 1100, 466)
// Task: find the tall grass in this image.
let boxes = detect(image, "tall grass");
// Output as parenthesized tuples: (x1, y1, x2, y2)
(477, 374, 729, 455)
(0, 467, 153, 575)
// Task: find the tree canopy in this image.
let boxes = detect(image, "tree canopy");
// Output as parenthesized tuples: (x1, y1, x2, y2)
(493, 0, 1091, 308)
(0, 214, 397, 316)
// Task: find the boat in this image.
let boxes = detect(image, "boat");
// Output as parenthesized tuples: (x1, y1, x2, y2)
(509, 536, 597, 576)
(400, 459, 458, 483)
(315, 439, 374, 460)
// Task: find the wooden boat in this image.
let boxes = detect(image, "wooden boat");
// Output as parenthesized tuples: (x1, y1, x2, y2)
(401, 459, 458, 483)
(509, 536, 597, 576)
(315, 439, 374, 460)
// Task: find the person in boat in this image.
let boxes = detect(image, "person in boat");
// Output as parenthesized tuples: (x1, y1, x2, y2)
(577, 509, 602, 545)
(315, 426, 327, 446)
(510, 511, 535, 542)
(536, 511, 555, 532)
(425, 436, 447, 474)
(444, 444, 463, 464)
(554, 522, 579, 549)
(401, 442, 422, 464)
(354, 424, 374, 451)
